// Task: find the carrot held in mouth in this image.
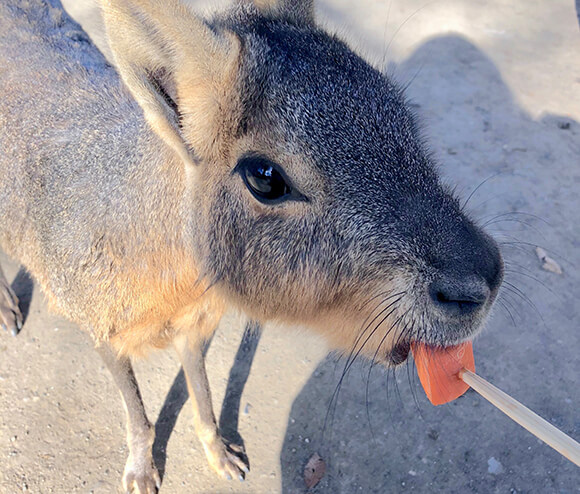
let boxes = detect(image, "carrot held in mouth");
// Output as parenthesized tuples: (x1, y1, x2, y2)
(411, 341, 475, 406)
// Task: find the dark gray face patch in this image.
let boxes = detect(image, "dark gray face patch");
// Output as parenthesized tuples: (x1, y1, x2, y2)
(205, 9, 503, 354)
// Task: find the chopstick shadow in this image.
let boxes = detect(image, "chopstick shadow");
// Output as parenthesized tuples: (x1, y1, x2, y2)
(152, 321, 262, 481)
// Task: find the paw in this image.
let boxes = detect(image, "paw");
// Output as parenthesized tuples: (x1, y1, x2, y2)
(123, 458, 161, 494)
(202, 437, 250, 481)
(0, 281, 22, 336)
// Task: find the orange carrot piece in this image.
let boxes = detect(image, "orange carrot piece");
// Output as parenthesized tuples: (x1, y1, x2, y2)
(411, 341, 475, 406)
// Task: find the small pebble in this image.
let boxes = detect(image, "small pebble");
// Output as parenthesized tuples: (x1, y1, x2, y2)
(487, 457, 504, 475)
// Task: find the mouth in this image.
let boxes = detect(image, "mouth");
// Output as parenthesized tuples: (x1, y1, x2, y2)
(387, 340, 411, 366)
(388, 336, 476, 368)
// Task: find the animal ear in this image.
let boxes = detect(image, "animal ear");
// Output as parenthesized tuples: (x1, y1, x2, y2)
(102, 0, 241, 167)
(251, 0, 314, 24)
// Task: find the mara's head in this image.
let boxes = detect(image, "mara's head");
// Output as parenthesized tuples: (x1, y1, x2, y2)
(103, 0, 503, 366)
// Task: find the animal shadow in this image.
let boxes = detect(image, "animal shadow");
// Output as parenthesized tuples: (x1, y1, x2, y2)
(11, 267, 34, 325)
(280, 33, 580, 494)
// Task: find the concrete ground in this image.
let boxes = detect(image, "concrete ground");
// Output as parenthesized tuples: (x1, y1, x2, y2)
(1, 0, 579, 492)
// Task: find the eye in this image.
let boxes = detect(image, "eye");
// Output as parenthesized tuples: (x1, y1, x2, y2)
(237, 155, 296, 204)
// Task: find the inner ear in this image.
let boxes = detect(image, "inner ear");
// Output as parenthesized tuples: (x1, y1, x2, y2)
(149, 68, 180, 125)
(102, 0, 241, 168)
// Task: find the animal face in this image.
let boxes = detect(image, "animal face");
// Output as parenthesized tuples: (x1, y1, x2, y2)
(104, 0, 503, 366)
(191, 10, 503, 365)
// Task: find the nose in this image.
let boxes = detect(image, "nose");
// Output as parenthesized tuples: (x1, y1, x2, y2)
(429, 275, 490, 317)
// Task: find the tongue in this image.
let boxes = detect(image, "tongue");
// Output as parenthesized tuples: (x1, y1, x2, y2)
(411, 341, 475, 406)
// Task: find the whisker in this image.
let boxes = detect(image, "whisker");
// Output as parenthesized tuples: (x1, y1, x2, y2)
(500, 287, 528, 323)
(503, 266, 555, 296)
(377, 310, 413, 410)
(502, 281, 545, 327)
(378, 0, 394, 71)
(483, 218, 547, 240)
(344, 292, 407, 371)
(384, 2, 435, 58)
(322, 294, 405, 439)
(500, 241, 573, 267)
(401, 62, 425, 93)
(340, 295, 406, 384)
(496, 298, 517, 327)
(405, 321, 423, 417)
(468, 192, 509, 213)
(461, 172, 503, 211)
(497, 240, 530, 257)
(364, 311, 412, 436)
(479, 210, 551, 226)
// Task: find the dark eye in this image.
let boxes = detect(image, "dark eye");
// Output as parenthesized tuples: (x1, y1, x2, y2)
(237, 156, 294, 204)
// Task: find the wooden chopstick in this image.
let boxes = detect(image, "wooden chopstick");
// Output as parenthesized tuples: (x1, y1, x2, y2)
(459, 368, 580, 467)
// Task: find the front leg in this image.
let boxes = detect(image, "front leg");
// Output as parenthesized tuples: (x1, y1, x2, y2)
(96, 344, 160, 494)
(173, 334, 249, 481)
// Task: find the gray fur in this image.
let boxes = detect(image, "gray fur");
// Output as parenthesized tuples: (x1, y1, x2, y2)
(0, 1, 184, 335)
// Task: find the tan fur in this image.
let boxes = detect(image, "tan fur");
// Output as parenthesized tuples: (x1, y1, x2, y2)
(178, 32, 244, 164)
(107, 252, 225, 358)
(102, 0, 242, 168)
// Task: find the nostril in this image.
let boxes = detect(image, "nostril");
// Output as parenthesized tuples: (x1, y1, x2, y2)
(434, 289, 480, 307)
(429, 277, 489, 316)
(435, 291, 449, 304)
(435, 291, 480, 312)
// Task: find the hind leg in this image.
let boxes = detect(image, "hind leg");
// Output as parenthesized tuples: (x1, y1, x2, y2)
(97, 344, 160, 494)
(173, 334, 250, 481)
(0, 264, 23, 336)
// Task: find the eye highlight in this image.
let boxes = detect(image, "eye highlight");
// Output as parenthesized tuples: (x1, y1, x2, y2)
(236, 154, 306, 205)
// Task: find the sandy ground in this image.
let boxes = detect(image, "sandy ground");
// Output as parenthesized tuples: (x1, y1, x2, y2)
(1, 0, 579, 493)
